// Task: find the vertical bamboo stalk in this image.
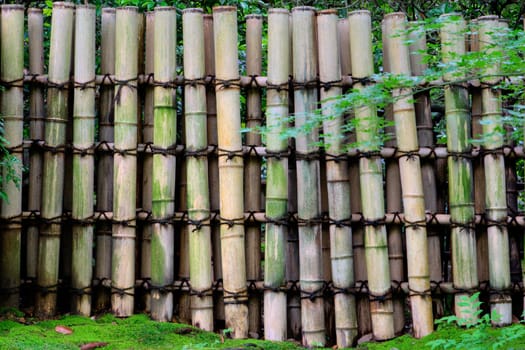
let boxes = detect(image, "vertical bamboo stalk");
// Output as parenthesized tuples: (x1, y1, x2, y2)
(382, 17, 406, 335)
(96, 7, 116, 312)
(71, 4, 96, 316)
(213, 6, 248, 338)
(183, 8, 214, 331)
(141, 10, 155, 313)
(245, 14, 263, 337)
(383, 13, 433, 337)
(440, 13, 478, 321)
(264, 8, 289, 342)
(349, 10, 394, 341)
(0, 4, 24, 308)
(27, 8, 45, 281)
(292, 7, 325, 347)
(37, 2, 74, 317)
(478, 16, 512, 325)
(318, 9, 358, 347)
(204, 14, 224, 326)
(112, 6, 138, 317)
(150, 6, 176, 322)
(178, 151, 191, 324)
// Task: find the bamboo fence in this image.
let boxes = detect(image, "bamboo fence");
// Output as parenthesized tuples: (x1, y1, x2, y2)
(1, 4, 525, 347)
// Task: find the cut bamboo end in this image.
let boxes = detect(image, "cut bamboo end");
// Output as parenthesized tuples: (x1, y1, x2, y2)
(51, 2, 75, 9)
(28, 8, 43, 14)
(292, 6, 316, 12)
(183, 8, 203, 14)
(213, 6, 236, 12)
(269, 8, 289, 14)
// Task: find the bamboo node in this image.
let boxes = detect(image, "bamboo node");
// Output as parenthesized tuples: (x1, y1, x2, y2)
(219, 216, 244, 228)
(217, 147, 243, 160)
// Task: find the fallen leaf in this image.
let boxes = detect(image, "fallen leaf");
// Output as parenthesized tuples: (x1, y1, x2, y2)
(80, 342, 108, 350)
(55, 325, 73, 335)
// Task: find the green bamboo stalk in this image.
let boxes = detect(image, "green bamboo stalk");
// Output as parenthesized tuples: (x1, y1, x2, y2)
(348, 10, 394, 341)
(27, 8, 45, 281)
(183, 8, 214, 331)
(317, 9, 358, 347)
(71, 4, 96, 316)
(383, 13, 433, 337)
(112, 6, 138, 317)
(150, 6, 177, 322)
(245, 14, 263, 337)
(96, 7, 116, 312)
(37, 1, 74, 317)
(292, 6, 325, 347)
(213, 6, 248, 338)
(478, 16, 512, 326)
(0, 4, 24, 308)
(440, 13, 478, 322)
(264, 8, 289, 342)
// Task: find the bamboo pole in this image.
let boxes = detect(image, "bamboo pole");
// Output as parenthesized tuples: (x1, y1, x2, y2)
(112, 6, 138, 317)
(71, 4, 96, 316)
(96, 7, 116, 312)
(150, 6, 176, 322)
(318, 9, 358, 347)
(245, 13, 263, 337)
(292, 7, 325, 347)
(36, 2, 74, 317)
(141, 10, 155, 313)
(383, 13, 433, 337)
(440, 13, 478, 321)
(203, 13, 224, 327)
(349, 10, 394, 341)
(27, 8, 45, 282)
(264, 8, 290, 342)
(213, 6, 248, 338)
(409, 20, 444, 318)
(183, 8, 214, 331)
(178, 144, 191, 324)
(478, 16, 512, 325)
(0, 4, 24, 308)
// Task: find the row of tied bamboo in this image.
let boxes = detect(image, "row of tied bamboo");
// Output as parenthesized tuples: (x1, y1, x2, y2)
(0, 2, 521, 348)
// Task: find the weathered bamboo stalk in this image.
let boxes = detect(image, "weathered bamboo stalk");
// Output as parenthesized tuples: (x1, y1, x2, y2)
(317, 9, 358, 347)
(0, 4, 24, 308)
(178, 145, 192, 324)
(383, 13, 433, 337)
(71, 4, 96, 316)
(349, 10, 394, 340)
(264, 8, 290, 342)
(440, 13, 478, 321)
(213, 6, 248, 338)
(183, 8, 214, 331)
(27, 8, 45, 282)
(245, 14, 263, 338)
(112, 6, 138, 317)
(36, 2, 74, 317)
(150, 6, 176, 322)
(95, 7, 116, 312)
(141, 10, 155, 313)
(478, 16, 512, 325)
(292, 6, 325, 346)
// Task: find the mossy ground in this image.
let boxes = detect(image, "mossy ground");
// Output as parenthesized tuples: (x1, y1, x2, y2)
(1, 310, 525, 350)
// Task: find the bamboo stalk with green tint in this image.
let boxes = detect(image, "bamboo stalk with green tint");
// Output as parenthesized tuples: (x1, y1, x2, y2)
(478, 16, 512, 325)
(37, 1, 74, 317)
(183, 8, 214, 331)
(292, 6, 325, 346)
(27, 8, 45, 282)
(0, 4, 24, 308)
(440, 13, 478, 321)
(318, 9, 358, 347)
(71, 4, 96, 316)
(349, 10, 394, 341)
(112, 6, 138, 317)
(264, 8, 289, 342)
(150, 6, 176, 322)
(213, 6, 248, 338)
(383, 13, 433, 337)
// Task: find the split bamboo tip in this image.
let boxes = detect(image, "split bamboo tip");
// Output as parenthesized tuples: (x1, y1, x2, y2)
(246, 14, 263, 19)
(317, 9, 337, 16)
(52, 2, 75, 9)
(292, 6, 316, 13)
(102, 8, 116, 14)
(349, 10, 371, 17)
(182, 8, 204, 14)
(268, 8, 289, 15)
(477, 15, 499, 21)
(28, 8, 43, 14)
(212, 6, 236, 13)
(383, 12, 406, 20)
(1, 4, 24, 11)
(154, 6, 176, 12)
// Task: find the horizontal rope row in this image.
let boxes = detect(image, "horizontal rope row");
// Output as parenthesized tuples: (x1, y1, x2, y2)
(5, 209, 525, 228)
(17, 140, 525, 160)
